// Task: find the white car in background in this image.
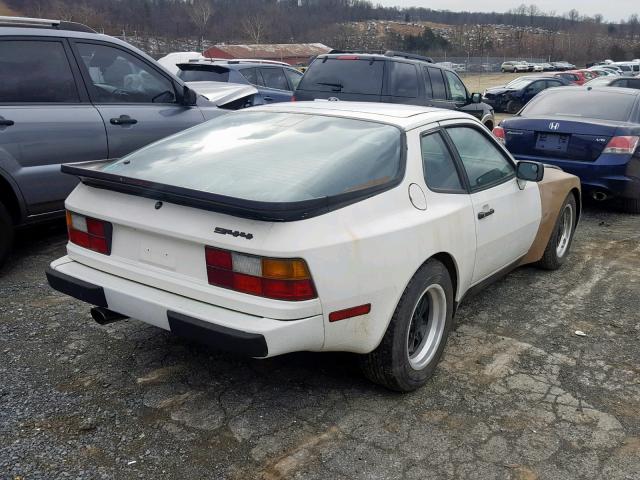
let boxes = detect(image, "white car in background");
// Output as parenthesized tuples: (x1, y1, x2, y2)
(47, 103, 581, 391)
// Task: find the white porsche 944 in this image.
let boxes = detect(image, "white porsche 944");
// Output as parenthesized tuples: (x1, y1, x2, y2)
(47, 103, 581, 391)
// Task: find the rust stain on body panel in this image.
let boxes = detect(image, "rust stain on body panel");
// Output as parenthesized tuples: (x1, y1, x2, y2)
(520, 168, 581, 265)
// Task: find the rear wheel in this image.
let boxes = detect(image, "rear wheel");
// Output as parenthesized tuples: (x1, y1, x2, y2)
(506, 100, 522, 114)
(360, 259, 454, 392)
(538, 194, 576, 270)
(0, 201, 14, 268)
(620, 197, 640, 214)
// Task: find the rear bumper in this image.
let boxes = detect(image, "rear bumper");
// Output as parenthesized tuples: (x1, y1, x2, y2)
(514, 154, 640, 200)
(46, 257, 324, 358)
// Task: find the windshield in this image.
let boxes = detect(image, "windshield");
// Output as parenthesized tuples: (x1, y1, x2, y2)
(505, 78, 533, 89)
(99, 111, 403, 203)
(297, 58, 384, 95)
(523, 90, 635, 121)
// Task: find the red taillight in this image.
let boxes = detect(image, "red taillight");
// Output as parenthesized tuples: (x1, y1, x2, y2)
(603, 136, 640, 154)
(204, 246, 316, 301)
(492, 126, 506, 144)
(66, 211, 112, 255)
(336, 55, 359, 60)
(290, 95, 296, 102)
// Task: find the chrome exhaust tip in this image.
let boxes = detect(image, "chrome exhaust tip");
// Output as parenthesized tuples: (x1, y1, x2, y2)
(90, 307, 128, 325)
(591, 191, 608, 202)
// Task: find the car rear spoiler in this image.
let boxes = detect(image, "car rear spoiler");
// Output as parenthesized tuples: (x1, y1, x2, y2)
(61, 160, 401, 222)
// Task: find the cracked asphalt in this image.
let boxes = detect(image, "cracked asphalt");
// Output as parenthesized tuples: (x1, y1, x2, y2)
(1, 203, 639, 480)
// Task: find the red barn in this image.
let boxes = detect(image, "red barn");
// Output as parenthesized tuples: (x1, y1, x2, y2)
(203, 43, 331, 66)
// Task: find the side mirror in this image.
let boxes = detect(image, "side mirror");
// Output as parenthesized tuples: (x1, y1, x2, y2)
(470, 92, 482, 104)
(517, 161, 544, 182)
(181, 85, 198, 106)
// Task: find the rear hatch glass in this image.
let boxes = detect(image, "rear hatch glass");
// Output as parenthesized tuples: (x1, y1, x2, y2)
(297, 58, 384, 95)
(523, 89, 635, 122)
(177, 65, 230, 82)
(98, 111, 402, 203)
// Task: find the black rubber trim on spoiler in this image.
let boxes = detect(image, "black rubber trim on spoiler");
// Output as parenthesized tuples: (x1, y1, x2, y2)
(167, 311, 268, 357)
(45, 266, 108, 307)
(60, 144, 407, 222)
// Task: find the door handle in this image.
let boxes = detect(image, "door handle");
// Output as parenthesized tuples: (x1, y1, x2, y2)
(110, 115, 138, 126)
(0, 119, 14, 127)
(478, 208, 495, 220)
(263, 96, 274, 102)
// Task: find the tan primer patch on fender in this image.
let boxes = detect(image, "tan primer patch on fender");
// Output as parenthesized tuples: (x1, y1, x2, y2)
(520, 168, 581, 265)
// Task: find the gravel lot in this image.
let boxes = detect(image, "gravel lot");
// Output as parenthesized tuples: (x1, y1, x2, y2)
(1, 201, 639, 480)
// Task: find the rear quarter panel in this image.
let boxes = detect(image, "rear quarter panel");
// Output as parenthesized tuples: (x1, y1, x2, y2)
(519, 167, 581, 265)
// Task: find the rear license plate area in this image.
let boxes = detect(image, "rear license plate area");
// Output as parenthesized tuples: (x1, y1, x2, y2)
(535, 133, 569, 153)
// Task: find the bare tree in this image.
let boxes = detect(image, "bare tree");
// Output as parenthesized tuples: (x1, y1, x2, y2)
(186, 0, 213, 46)
(242, 13, 267, 44)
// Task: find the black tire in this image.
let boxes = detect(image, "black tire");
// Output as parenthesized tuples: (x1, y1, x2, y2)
(537, 194, 577, 270)
(620, 197, 640, 214)
(506, 100, 522, 114)
(0, 201, 14, 268)
(359, 259, 454, 392)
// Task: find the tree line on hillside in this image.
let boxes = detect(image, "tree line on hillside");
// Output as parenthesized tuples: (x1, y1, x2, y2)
(8, 0, 640, 62)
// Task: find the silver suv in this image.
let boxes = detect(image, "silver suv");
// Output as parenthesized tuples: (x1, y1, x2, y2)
(0, 17, 224, 265)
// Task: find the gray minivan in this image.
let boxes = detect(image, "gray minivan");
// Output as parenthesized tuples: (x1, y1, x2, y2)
(0, 17, 224, 265)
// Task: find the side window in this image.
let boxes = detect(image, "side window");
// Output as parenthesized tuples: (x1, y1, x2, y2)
(629, 80, 640, 90)
(76, 43, 176, 104)
(259, 67, 289, 90)
(389, 62, 418, 98)
(0, 40, 79, 103)
(427, 67, 447, 100)
(239, 67, 258, 85)
(421, 132, 464, 192)
(612, 79, 628, 88)
(422, 67, 433, 98)
(446, 126, 515, 191)
(527, 81, 545, 94)
(284, 68, 303, 90)
(546, 80, 562, 88)
(444, 71, 467, 102)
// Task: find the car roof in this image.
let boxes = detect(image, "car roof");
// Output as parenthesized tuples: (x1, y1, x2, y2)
(0, 26, 185, 82)
(542, 85, 640, 96)
(250, 101, 476, 130)
(177, 60, 293, 70)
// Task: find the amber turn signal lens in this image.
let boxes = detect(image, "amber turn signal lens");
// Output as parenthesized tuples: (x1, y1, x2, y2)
(262, 258, 311, 280)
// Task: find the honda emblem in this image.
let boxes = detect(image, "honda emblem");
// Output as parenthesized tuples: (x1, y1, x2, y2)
(549, 122, 560, 131)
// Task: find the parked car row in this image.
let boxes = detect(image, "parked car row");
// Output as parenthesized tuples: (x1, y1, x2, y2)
(501, 60, 575, 73)
(1, 16, 636, 392)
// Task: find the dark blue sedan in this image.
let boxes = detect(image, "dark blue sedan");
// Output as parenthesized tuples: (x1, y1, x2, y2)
(483, 76, 571, 114)
(493, 87, 640, 213)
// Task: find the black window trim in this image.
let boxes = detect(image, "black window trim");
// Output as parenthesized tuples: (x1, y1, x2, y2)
(425, 65, 449, 102)
(0, 35, 88, 105)
(69, 38, 182, 107)
(283, 66, 303, 91)
(258, 66, 290, 92)
(387, 60, 420, 99)
(442, 69, 469, 103)
(441, 122, 517, 194)
(419, 127, 468, 194)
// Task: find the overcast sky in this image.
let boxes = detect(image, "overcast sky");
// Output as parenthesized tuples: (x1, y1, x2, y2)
(374, 1, 638, 22)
